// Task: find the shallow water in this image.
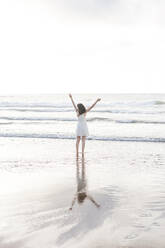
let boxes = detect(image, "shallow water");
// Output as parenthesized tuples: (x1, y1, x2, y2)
(0, 138, 165, 248)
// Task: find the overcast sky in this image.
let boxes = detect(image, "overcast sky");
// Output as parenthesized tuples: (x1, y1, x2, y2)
(0, 0, 164, 94)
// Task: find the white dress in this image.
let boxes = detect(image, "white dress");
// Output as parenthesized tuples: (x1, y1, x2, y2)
(76, 113, 89, 137)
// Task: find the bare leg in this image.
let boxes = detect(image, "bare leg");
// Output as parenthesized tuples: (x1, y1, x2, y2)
(76, 136, 81, 157)
(82, 136, 86, 156)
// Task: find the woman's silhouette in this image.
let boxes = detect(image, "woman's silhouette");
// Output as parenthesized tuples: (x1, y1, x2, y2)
(69, 156, 100, 210)
(69, 94, 101, 157)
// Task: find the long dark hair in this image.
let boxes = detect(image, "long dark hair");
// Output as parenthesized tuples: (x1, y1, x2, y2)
(77, 192, 87, 204)
(77, 103, 86, 115)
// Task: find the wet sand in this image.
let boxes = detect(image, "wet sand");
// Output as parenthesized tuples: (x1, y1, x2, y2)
(0, 138, 165, 248)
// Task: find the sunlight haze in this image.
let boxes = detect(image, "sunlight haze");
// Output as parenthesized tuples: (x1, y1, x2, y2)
(0, 0, 164, 93)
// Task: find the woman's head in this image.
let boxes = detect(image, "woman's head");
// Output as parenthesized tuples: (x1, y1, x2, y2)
(77, 103, 86, 115)
(77, 192, 87, 204)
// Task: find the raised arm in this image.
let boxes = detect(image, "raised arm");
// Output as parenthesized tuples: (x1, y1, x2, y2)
(86, 98, 101, 112)
(69, 195, 77, 210)
(87, 195, 100, 208)
(69, 94, 78, 112)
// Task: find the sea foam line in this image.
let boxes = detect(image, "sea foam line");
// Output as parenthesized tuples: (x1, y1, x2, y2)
(0, 108, 164, 115)
(0, 116, 165, 125)
(0, 99, 164, 108)
(0, 133, 165, 143)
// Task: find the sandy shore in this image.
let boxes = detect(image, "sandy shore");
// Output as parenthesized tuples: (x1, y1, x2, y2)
(0, 138, 165, 248)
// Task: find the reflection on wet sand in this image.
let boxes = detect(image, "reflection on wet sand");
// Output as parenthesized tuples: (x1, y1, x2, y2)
(1, 144, 165, 248)
(69, 156, 100, 210)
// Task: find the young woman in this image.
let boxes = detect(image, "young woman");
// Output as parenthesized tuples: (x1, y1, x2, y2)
(69, 94, 101, 157)
(69, 156, 100, 210)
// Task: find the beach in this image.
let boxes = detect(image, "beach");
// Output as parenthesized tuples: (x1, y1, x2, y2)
(0, 94, 165, 247)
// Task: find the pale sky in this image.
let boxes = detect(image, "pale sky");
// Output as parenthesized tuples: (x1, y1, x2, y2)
(0, 0, 165, 94)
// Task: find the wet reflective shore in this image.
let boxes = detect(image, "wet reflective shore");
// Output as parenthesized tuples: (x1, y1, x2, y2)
(0, 138, 165, 248)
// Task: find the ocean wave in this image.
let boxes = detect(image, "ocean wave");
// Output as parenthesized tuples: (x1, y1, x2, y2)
(0, 102, 71, 108)
(0, 99, 164, 108)
(90, 118, 165, 124)
(0, 122, 13, 125)
(115, 120, 165, 124)
(154, 100, 165, 105)
(0, 108, 164, 115)
(0, 116, 165, 125)
(0, 116, 76, 121)
(0, 133, 165, 143)
(0, 107, 72, 112)
(125, 100, 165, 106)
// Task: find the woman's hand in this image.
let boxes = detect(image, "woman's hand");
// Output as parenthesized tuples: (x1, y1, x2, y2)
(69, 94, 72, 98)
(97, 98, 101, 102)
